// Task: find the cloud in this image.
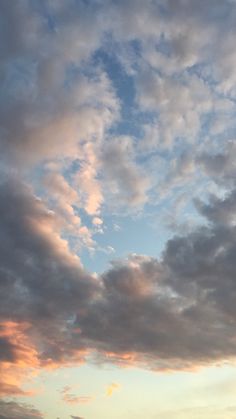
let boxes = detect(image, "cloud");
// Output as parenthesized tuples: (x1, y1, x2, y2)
(102, 136, 150, 208)
(1, 158, 236, 390)
(76, 140, 236, 369)
(106, 382, 120, 397)
(0, 175, 99, 394)
(61, 386, 92, 405)
(0, 1, 119, 166)
(136, 70, 227, 147)
(2, 0, 236, 405)
(0, 400, 43, 419)
(0, 321, 39, 397)
(63, 394, 92, 405)
(1, 67, 119, 165)
(74, 142, 104, 216)
(198, 141, 236, 187)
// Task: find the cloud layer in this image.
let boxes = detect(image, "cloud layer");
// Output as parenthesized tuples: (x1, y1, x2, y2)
(0, 145, 236, 387)
(1, 0, 236, 417)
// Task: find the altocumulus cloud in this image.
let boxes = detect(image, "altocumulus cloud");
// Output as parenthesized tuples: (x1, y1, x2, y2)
(1, 0, 236, 417)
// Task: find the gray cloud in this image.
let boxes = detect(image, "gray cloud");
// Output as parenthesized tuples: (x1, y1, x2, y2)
(0, 400, 43, 419)
(102, 137, 150, 208)
(198, 141, 236, 187)
(0, 159, 236, 383)
(0, 175, 99, 369)
(2, 0, 236, 404)
(0, 0, 119, 165)
(77, 147, 236, 368)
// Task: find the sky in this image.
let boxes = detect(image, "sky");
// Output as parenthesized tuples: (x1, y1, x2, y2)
(1, 0, 236, 418)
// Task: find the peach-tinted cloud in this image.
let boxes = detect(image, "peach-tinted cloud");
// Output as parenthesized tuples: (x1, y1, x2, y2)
(0, 321, 39, 397)
(2, 168, 236, 380)
(74, 143, 103, 216)
(2, 4, 236, 415)
(61, 386, 92, 405)
(63, 394, 93, 405)
(92, 217, 103, 226)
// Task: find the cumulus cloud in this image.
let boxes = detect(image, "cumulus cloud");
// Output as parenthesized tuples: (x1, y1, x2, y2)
(198, 141, 236, 187)
(0, 0, 119, 164)
(0, 175, 99, 393)
(2, 0, 236, 409)
(74, 142, 104, 216)
(1, 151, 236, 395)
(102, 136, 150, 208)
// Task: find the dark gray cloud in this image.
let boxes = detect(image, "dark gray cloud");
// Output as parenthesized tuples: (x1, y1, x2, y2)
(195, 189, 236, 226)
(198, 141, 236, 187)
(76, 146, 236, 369)
(0, 175, 99, 370)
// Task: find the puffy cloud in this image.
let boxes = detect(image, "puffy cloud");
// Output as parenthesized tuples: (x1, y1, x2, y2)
(2, 0, 236, 406)
(1, 161, 236, 389)
(75, 139, 236, 369)
(92, 217, 103, 226)
(78, 219, 236, 370)
(102, 137, 150, 208)
(0, 176, 99, 393)
(195, 189, 236, 227)
(136, 70, 229, 147)
(43, 172, 81, 233)
(0, 1, 119, 165)
(198, 141, 236, 187)
(74, 142, 104, 216)
(0, 68, 119, 165)
(0, 321, 39, 397)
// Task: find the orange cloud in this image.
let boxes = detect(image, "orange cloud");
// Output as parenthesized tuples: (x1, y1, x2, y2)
(0, 318, 91, 398)
(0, 321, 39, 397)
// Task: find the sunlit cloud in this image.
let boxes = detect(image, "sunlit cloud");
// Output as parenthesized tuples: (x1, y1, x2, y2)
(106, 383, 120, 397)
(1, 0, 236, 417)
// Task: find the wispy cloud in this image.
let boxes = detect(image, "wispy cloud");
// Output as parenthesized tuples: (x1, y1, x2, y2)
(106, 382, 120, 397)
(61, 386, 92, 405)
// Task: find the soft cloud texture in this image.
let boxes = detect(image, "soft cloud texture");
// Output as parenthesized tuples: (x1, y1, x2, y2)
(0, 400, 43, 419)
(1, 156, 236, 385)
(1, 1, 236, 416)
